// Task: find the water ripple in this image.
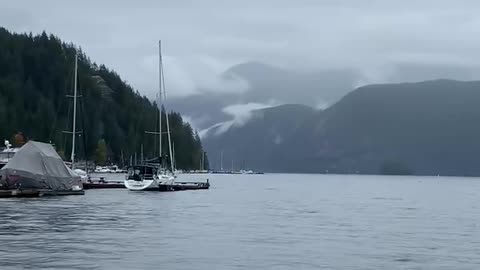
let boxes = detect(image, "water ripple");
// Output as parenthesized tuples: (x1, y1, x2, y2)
(1, 174, 480, 269)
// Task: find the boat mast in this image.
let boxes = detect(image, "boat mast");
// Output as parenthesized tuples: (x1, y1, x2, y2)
(159, 40, 175, 174)
(172, 141, 176, 171)
(71, 53, 78, 169)
(158, 42, 163, 165)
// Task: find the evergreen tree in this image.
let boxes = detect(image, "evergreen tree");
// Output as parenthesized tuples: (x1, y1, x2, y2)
(95, 139, 107, 165)
(0, 27, 207, 170)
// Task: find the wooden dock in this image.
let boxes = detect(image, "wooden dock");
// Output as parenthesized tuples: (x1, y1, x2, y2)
(83, 181, 125, 189)
(158, 180, 210, 191)
(0, 189, 85, 197)
(82, 175, 126, 189)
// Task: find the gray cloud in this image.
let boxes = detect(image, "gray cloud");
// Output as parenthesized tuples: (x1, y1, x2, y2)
(3, 0, 480, 100)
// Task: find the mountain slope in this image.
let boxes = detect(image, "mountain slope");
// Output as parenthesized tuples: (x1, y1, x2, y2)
(169, 62, 358, 129)
(204, 79, 480, 176)
(303, 79, 480, 175)
(203, 104, 317, 171)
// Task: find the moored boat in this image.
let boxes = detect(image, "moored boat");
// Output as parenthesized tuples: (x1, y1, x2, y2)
(0, 141, 84, 197)
(125, 40, 177, 191)
(124, 165, 165, 191)
(125, 41, 210, 192)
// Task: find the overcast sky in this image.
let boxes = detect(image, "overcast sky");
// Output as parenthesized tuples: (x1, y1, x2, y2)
(3, 0, 480, 99)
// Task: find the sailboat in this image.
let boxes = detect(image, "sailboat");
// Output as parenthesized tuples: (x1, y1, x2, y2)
(124, 40, 176, 191)
(65, 53, 88, 182)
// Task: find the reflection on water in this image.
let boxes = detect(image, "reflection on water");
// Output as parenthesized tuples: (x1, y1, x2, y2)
(1, 174, 480, 269)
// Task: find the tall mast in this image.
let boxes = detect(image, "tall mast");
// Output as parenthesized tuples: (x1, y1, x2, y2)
(172, 141, 176, 171)
(71, 53, 78, 169)
(158, 41, 163, 163)
(160, 40, 175, 173)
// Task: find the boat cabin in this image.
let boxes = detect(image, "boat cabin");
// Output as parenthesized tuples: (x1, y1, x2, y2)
(127, 165, 158, 181)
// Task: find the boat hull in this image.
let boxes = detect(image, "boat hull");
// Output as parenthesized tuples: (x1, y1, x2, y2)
(124, 179, 159, 191)
(0, 173, 83, 194)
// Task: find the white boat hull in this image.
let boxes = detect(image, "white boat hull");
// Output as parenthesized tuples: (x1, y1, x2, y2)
(124, 179, 159, 191)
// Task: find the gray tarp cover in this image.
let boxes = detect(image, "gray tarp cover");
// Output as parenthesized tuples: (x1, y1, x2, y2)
(0, 141, 81, 191)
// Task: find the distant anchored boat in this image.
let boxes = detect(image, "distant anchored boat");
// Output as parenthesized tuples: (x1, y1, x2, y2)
(0, 141, 84, 197)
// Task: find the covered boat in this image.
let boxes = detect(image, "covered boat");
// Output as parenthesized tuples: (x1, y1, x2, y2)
(0, 141, 84, 196)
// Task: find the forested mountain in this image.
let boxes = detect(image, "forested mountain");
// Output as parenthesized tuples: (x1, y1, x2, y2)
(202, 104, 316, 171)
(204, 80, 480, 176)
(0, 27, 207, 169)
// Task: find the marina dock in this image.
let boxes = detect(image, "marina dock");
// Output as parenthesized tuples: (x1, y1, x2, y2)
(0, 189, 85, 198)
(85, 174, 210, 191)
(158, 180, 210, 191)
(82, 175, 125, 189)
(83, 181, 125, 189)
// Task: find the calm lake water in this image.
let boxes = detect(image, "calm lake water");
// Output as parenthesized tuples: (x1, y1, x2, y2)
(1, 174, 480, 269)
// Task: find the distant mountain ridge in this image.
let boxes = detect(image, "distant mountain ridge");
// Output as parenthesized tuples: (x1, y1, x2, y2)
(170, 61, 358, 129)
(170, 60, 480, 133)
(204, 79, 480, 176)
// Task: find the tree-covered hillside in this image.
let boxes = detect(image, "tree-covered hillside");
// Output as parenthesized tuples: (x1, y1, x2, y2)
(204, 79, 480, 176)
(0, 27, 207, 169)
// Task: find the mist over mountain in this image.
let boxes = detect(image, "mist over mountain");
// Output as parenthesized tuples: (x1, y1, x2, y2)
(203, 79, 480, 176)
(169, 60, 480, 133)
(169, 62, 359, 130)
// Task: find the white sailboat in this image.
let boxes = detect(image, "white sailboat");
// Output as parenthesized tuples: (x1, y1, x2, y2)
(66, 53, 88, 184)
(157, 39, 176, 185)
(125, 40, 175, 191)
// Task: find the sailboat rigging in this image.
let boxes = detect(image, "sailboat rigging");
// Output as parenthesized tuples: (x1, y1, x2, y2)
(63, 53, 88, 181)
(124, 40, 176, 191)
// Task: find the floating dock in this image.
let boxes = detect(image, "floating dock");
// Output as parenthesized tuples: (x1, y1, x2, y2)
(158, 180, 210, 192)
(210, 170, 264, 175)
(83, 180, 125, 189)
(84, 178, 210, 191)
(0, 189, 85, 198)
(82, 175, 126, 189)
